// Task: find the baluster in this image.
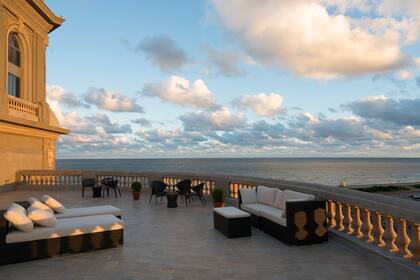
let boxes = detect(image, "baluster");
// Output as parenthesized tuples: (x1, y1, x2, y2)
(336, 202, 345, 231)
(374, 212, 385, 248)
(396, 219, 412, 259)
(328, 201, 336, 228)
(346, 204, 354, 235)
(385, 215, 398, 253)
(354, 207, 363, 239)
(412, 224, 420, 265)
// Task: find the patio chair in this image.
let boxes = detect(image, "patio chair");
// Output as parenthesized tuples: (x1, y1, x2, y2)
(190, 183, 206, 207)
(81, 178, 95, 197)
(175, 179, 192, 207)
(101, 178, 121, 198)
(150, 181, 167, 204)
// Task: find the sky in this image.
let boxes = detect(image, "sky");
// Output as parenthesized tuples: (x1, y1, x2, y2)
(44, 0, 420, 158)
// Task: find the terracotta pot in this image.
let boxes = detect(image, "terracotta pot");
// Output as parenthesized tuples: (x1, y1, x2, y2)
(132, 191, 140, 200)
(213, 201, 224, 208)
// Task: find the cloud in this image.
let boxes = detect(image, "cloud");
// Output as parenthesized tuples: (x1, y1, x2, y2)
(131, 118, 151, 127)
(136, 34, 189, 71)
(416, 76, 420, 87)
(84, 87, 144, 113)
(346, 96, 420, 126)
(206, 46, 245, 77)
(210, 0, 418, 79)
(46, 84, 89, 108)
(180, 107, 246, 131)
(142, 75, 216, 109)
(86, 114, 132, 134)
(235, 93, 284, 117)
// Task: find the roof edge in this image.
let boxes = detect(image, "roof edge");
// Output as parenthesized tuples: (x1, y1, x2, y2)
(26, 0, 64, 33)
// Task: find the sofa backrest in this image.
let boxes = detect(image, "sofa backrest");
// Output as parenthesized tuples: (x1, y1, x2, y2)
(257, 186, 277, 206)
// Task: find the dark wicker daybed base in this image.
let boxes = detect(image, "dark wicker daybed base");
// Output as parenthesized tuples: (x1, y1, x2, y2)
(0, 207, 124, 265)
(213, 211, 251, 238)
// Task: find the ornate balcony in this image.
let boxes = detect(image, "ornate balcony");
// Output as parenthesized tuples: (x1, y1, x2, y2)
(7, 95, 39, 122)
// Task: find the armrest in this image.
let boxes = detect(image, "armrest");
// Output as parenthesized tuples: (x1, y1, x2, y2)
(285, 200, 327, 242)
(0, 210, 8, 245)
(15, 201, 31, 209)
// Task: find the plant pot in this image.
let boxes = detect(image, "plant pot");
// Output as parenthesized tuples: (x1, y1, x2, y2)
(132, 191, 140, 200)
(213, 201, 224, 208)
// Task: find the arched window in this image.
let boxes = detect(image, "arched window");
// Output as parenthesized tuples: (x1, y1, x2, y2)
(7, 33, 21, 98)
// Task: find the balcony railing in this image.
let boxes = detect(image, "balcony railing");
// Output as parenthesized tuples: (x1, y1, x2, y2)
(15, 169, 420, 267)
(8, 95, 39, 122)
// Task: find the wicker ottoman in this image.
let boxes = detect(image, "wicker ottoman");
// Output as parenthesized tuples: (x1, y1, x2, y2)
(213, 207, 251, 238)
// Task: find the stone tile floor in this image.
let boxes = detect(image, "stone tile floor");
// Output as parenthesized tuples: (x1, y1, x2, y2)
(0, 188, 417, 280)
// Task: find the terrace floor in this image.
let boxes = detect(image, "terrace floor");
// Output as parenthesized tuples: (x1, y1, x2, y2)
(0, 188, 417, 280)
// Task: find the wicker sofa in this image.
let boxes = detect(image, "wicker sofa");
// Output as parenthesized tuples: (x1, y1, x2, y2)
(239, 186, 327, 245)
(0, 201, 124, 265)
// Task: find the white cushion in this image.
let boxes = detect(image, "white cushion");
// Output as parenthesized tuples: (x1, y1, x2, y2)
(239, 188, 257, 204)
(241, 203, 276, 216)
(40, 195, 66, 214)
(213, 206, 250, 218)
(257, 186, 277, 205)
(6, 215, 124, 244)
(272, 190, 284, 209)
(259, 207, 287, 227)
(27, 208, 57, 227)
(280, 190, 315, 210)
(29, 201, 54, 214)
(55, 205, 122, 219)
(28, 197, 40, 204)
(3, 203, 33, 233)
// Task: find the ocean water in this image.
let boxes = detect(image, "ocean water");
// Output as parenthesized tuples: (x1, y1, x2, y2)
(56, 158, 420, 186)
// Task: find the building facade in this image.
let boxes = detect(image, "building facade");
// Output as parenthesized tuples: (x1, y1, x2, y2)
(0, 0, 68, 185)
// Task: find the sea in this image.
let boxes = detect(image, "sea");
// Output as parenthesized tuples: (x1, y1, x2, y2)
(56, 158, 420, 187)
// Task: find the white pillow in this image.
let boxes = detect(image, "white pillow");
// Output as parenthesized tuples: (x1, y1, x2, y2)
(30, 200, 54, 214)
(41, 195, 66, 214)
(239, 188, 257, 204)
(4, 203, 33, 232)
(257, 186, 277, 205)
(280, 190, 315, 210)
(272, 190, 284, 209)
(28, 197, 40, 204)
(27, 208, 57, 227)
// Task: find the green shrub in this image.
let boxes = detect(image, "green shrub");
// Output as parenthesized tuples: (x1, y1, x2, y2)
(131, 181, 142, 192)
(211, 188, 225, 202)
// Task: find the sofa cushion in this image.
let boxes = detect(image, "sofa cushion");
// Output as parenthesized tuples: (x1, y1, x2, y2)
(28, 197, 40, 204)
(241, 203, 276, 216)
(30, 200, 54, 214)
(213, 206, 250, 218)
(6, 215, 124, 244)
(257, 186, 277, 206)
(41, 195, 66, 214)
(55, 205, 122, 219)
(239, 188, 257, 204)
(259, 207, 287, 227)
(280, 190, 315, 210)
(272, 190, 284, 209)
(27, 208, 57, 227)
(4, 203, 33, 233)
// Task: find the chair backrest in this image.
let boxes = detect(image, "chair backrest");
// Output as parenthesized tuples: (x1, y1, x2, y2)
(176, 179, 192, 195)
(101, 177, 114, 186)
(150, 181, 167, 194)
(82, 178, 95, 187)
(193, 183, 205, 196)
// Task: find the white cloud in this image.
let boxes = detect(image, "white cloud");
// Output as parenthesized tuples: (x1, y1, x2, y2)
(84, 87, 144, 113)
(142, 75, 216, 109)
(46, 84, 88, 108)
(211, 0, 418, 79)
(206, 46, 245, 77)
(235, 93, 284, 117)
(180, 107, 246, 131)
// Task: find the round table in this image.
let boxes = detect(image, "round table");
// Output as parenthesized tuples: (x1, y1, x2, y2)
(166, 192, 178, 208)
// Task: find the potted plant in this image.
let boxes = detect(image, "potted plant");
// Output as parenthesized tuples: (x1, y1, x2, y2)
(211, 188, 225, 208)
(131, 181, 142, 200)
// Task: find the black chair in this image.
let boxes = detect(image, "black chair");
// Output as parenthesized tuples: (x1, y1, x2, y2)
(150, 181, 167, 204)
(81, 178, 95, 197)
(175, 179, 192, 207)
(190, 183, 206, 206)
(101, 178, 121, 198)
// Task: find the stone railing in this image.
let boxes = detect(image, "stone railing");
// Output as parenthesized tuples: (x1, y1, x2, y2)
(15, 169, 420, 266)
(8, 95, 39, 122)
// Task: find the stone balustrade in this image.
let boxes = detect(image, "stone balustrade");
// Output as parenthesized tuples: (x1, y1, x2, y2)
(8, 96, 39, 122)
(15, 169, 420, 266)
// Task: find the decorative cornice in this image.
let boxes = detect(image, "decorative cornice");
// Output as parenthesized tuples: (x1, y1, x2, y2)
(25, 0, 64, 33)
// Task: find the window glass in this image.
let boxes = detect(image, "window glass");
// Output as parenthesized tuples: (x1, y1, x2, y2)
(8, 33, 20, 66)
(7, 73, 20, 98)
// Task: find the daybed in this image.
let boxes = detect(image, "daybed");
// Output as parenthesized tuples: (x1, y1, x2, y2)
(239, 186, 327, 245)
